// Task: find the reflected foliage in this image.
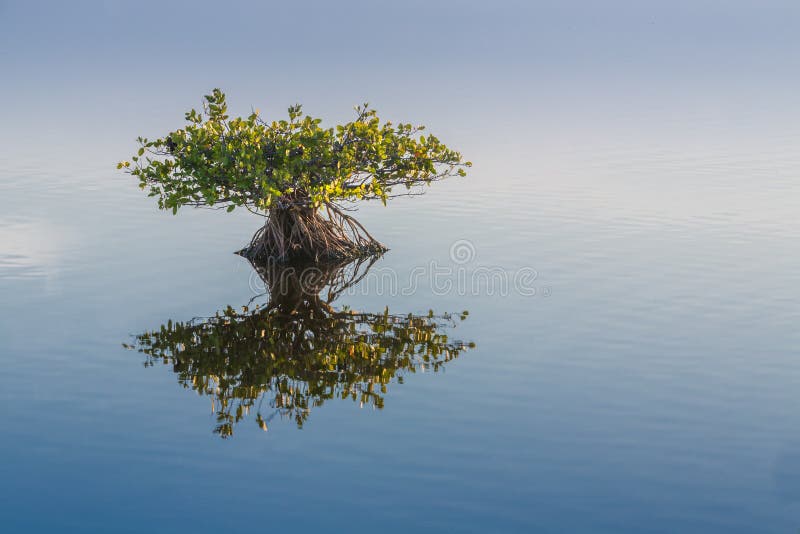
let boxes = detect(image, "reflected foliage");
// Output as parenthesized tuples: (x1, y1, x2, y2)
(129, 256, 473, 437)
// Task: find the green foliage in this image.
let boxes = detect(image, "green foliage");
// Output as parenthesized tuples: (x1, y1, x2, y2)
(119, 89, 470, 214)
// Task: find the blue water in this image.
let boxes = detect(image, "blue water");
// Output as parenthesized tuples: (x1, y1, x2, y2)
(2, 1, 800, 532)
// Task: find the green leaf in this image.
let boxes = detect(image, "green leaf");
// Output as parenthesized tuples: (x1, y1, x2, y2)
(119, 89, 469, 215)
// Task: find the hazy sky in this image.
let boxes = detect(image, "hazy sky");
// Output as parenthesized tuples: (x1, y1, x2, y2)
(1, 0, 798, 171)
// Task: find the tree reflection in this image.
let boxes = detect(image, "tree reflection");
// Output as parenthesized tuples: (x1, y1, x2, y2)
(128, 255, 473, 437)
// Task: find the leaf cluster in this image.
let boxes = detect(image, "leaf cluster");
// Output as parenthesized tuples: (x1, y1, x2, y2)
(119, 89, 471, 214)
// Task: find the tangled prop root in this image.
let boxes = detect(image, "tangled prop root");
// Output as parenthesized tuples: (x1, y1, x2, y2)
(240, 203, 387, 262)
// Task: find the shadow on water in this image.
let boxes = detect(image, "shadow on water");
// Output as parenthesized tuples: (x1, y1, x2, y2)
(126, 255, 474, 438)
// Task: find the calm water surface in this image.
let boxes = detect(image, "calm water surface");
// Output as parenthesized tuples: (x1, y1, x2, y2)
(2, 2, 800, 532)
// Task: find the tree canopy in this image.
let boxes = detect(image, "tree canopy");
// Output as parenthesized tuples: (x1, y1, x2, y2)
(119, 89, 470, 214)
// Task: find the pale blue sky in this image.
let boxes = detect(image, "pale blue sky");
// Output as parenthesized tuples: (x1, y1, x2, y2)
(1, 1, 798, 172)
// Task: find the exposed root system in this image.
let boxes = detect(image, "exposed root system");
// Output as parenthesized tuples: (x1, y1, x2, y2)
(240, 202, 386, 262)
